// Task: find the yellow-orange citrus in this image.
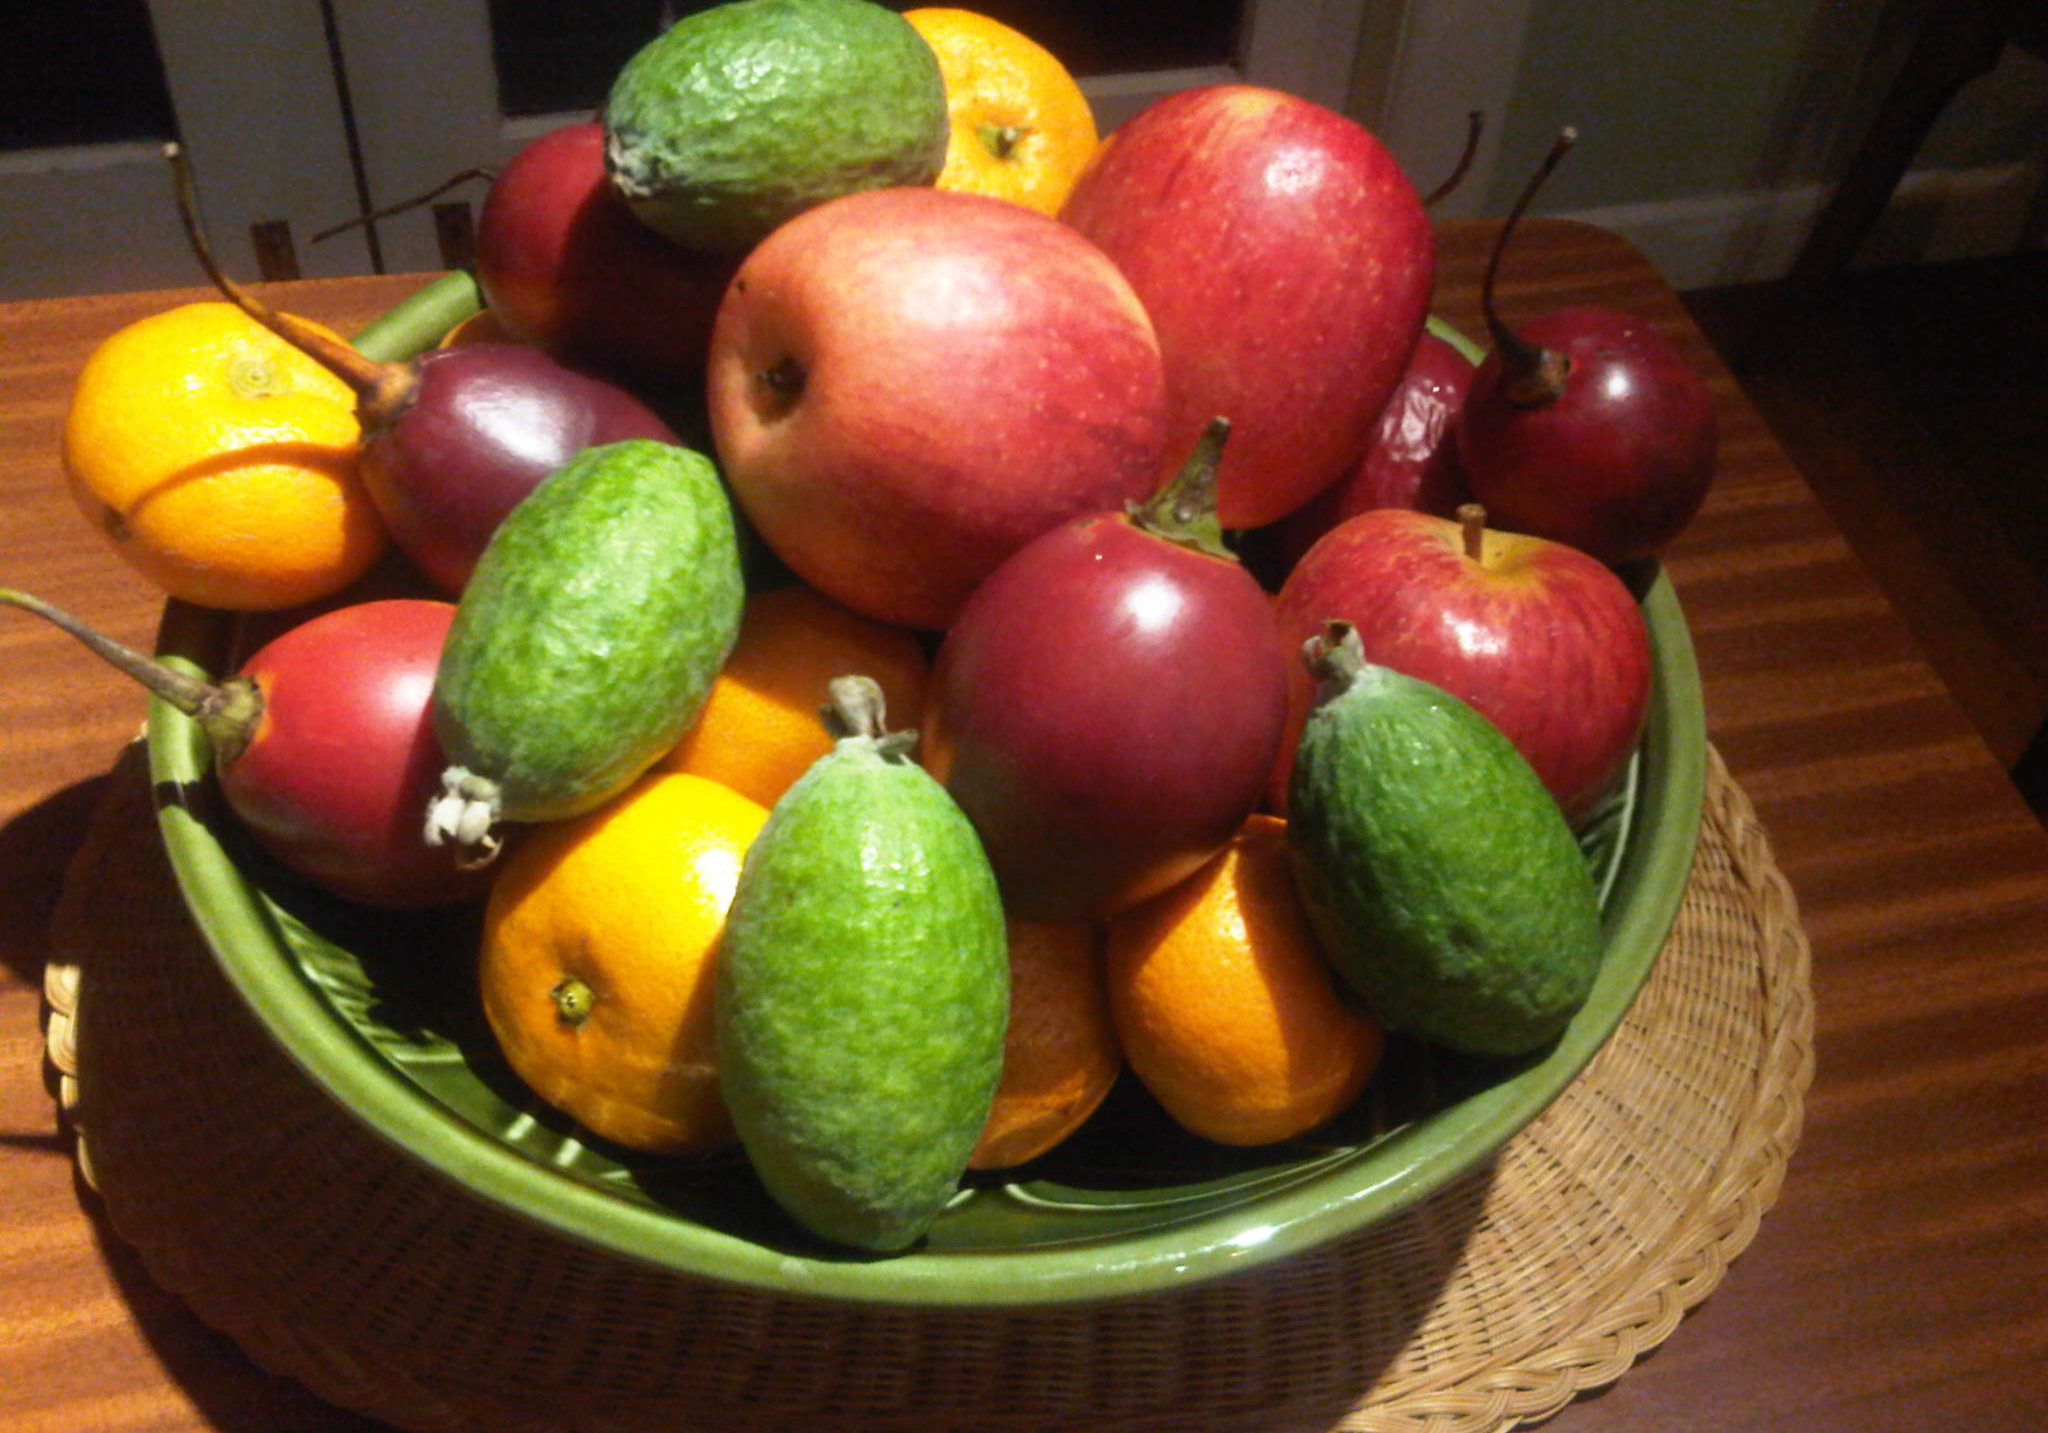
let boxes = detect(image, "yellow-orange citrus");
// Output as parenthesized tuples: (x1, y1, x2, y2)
(1106, 814, 1382, 1146)
(439, 307, 514, 347)
(61, 301, 385, 610)
(971, 919, 1122, 1169)
(903, 8, 1099, 215)
(479, 772, 768, 1154)
(660, 582, 929, 808)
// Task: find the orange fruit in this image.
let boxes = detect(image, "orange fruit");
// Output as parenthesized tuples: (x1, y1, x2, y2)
(61, 301, 385, 611)
(660, 582, 929, 808)
(971, 920, 1122, 1170)
(903, 8, 1099, 215)
(440, 308, 514, 347)
(479, 772, 769, 1154)
(1106, 814, 1382, 1146)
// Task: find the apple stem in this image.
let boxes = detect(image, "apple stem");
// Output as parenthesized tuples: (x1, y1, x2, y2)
(1129, 417, 1235, 560)
(164, 143, 416, 427)
(821, 673, 918, 762)
(1482, 126, 1577, 408)
(1458, 503, 1488, 562)
(0, 587, 262, 764)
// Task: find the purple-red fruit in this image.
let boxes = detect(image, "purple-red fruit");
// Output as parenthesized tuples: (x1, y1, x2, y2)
(353, 342, 678, 592)
(1453, 128, 1716, 568)
(922, 420, 1290, 921)
(218, 599, 488, 907)
(5, 591, 484, 909)
(168, 143, 678, 594)
(1459, 305, 1716, 567)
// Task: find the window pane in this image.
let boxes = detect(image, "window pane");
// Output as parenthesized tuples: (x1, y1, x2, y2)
(958, 1, 1240, 78)
(0, 3, 176, 149)
(487, 0, 1243, 117)
(488, 0, 668, 118)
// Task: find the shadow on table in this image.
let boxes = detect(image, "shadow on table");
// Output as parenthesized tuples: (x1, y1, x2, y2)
(0, 771, 110, 991)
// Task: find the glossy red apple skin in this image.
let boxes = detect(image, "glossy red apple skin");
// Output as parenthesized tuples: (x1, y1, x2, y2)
(922, 511, 1290, 921)
(1059, 84, 1434, 529)
(474, 122, 737, 390)
(1260, 329, 1476, 577)
(1272, 507, 1652, 824)
(1458, 306, 1717, 567)
(706, 187, 1170, 630)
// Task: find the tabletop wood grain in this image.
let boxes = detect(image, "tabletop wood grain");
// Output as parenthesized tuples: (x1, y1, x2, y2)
(3, 222, 2046, 1433)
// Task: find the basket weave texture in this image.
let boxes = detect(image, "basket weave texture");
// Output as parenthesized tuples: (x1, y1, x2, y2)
(43, 742, 1811, 1433)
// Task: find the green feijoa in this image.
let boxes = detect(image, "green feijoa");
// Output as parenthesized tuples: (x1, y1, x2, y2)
(716, 676, 1008, 1254)
(1286, 622, 1605, 1059)
(426, 439, 743, 864)
(604, 0, 948, 254)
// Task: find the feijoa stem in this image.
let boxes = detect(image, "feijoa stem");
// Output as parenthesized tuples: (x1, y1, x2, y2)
(1129, 416, 1235, 557)
(165, 143, 416, 426)
(1301, 619, 1369, 697)
(1482, 126, 1577, 409)
(821, 674, 919, 761)
(0, 587, 263, 764)
(423, 766, 505, 868)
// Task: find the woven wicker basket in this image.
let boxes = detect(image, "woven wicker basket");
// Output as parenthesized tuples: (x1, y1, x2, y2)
(44, 740, 1811, 1433)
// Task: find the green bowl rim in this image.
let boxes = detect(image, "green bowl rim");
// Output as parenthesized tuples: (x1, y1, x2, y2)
(144, 272, 1707, 1308)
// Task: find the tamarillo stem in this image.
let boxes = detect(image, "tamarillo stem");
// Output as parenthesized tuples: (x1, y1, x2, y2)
(0, 587, 262, 763)
(1482, 126, 1577, 409)
(164, 142, 417, 426)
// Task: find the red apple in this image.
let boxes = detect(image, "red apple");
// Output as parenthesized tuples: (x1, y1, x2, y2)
(475, 122, 737, 390)
(706, 186, 1170, 629)
(1059, 84, 1434, 529)
(1272, 504, 1651, 825)
(1258, 327, 1478, 578)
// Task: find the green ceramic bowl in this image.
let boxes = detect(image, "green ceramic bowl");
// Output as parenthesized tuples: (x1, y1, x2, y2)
(144, 272, 1707, 1308)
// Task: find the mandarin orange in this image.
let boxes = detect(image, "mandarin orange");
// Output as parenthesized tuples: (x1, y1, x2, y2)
(971, 919, 1122, 1169)
(660, 582, 929, 808)
(1106, 814, 1382, 1146)
(479, 772, 768, 1154)
(62, 301, 384, 611)
(903, 8, 1099, 215)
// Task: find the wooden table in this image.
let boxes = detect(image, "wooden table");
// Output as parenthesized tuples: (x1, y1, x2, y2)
(4, 222, 2046, 1432)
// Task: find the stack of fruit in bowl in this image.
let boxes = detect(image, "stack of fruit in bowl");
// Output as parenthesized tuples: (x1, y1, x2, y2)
(10, 0, 1718, 1263)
